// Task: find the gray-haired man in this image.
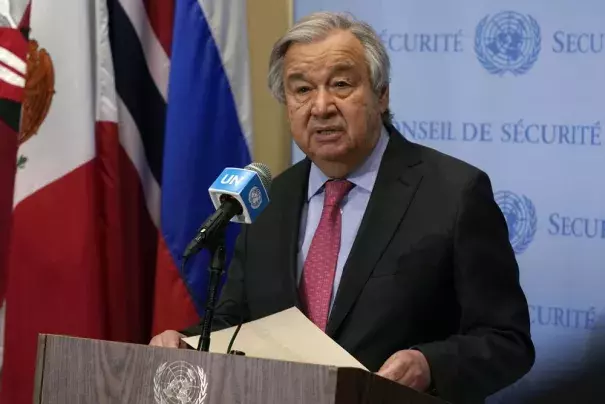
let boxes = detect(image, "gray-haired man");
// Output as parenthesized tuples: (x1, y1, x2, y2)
(151, 12, 535, 403)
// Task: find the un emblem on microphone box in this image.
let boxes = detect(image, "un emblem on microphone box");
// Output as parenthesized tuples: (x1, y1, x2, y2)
(248, 186, 263, 209)
(154, 361, 208, 404)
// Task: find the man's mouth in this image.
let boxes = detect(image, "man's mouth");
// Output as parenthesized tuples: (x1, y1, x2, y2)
(315, 127, 345, 137)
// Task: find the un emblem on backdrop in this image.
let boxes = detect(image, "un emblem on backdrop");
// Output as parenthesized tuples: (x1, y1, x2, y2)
(475, 11, 541, 76)
(494, 191, 537, 254)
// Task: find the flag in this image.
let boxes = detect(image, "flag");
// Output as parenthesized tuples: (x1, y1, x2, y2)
(0, 0, 30, 376)
(152, 0, 253, 333)
(0, 0, 161, 401)
(106, 0, 175, 334)
(0, 0, 253, 400)
(0, 5, 28, 300)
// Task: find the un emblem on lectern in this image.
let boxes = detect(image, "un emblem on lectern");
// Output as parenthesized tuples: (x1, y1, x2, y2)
(494, 190, 537, 255)
(154, 361, 208, 404)
(475, 11, 541, 76)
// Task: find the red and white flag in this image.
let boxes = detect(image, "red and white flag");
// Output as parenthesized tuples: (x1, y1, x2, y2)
(0, 0, 169, 401)
(0, 0, 30, 382)
(0, 0, 244, 400)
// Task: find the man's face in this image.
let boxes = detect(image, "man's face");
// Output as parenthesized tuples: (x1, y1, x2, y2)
(283, 30, 388, 168)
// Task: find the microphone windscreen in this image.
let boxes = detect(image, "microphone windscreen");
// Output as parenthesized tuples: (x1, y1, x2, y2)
(245, 162, 272, 191)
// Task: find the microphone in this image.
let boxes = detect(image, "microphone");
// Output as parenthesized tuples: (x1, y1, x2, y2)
(183, 162, 272, 259)
(181, 162, 271, 352)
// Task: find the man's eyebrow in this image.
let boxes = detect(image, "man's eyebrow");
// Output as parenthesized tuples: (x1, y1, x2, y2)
(286, 63, 357, 83)
(286, 72, 306, 82)
(329, 61, 356, 73)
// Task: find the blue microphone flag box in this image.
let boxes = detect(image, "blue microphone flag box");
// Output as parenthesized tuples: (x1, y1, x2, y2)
(208, 167, 270, 224)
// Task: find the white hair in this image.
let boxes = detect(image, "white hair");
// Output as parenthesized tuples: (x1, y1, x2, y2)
(267, 12, 392, 124)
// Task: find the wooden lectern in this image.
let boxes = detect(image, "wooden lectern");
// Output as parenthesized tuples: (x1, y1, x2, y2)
(34, 334, 448, 403)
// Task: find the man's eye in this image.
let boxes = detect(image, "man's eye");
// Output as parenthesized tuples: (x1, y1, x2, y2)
(334, 81, 350, 88)
(296, 86, 310, 94)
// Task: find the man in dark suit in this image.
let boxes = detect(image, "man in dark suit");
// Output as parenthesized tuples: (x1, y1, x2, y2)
(151, 11, 535, 403)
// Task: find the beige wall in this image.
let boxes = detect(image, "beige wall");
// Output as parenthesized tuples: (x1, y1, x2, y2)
(247, 0, 293, 177)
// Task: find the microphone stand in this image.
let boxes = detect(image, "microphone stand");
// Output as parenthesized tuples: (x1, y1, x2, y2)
(196, 227, 226, 352)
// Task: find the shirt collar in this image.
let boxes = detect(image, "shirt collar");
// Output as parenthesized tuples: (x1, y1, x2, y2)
(307, 125, 390, 201)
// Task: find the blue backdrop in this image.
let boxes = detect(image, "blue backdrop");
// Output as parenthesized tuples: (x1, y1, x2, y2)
(293, 1, 605, 402)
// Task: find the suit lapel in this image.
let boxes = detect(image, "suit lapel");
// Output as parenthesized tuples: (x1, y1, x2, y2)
(326, 130, 424, 337)
(274, 159, 310, 310)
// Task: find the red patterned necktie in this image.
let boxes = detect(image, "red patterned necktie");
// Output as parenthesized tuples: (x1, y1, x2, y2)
(299, 179, 354, 331)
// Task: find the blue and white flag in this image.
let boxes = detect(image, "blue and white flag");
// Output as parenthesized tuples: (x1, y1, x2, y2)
(160, 0, 253, 319)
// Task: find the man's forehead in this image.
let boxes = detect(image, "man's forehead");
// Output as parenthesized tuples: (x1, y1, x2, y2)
(285, 30, 364, 60)
(285, 59, 361, 79)
(284, 33, 366, 77)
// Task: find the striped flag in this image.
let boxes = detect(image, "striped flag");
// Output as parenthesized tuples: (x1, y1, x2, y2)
(105, 0, 173, 335)
(0, 0, 253, 401)
(153, 0, 253, 332)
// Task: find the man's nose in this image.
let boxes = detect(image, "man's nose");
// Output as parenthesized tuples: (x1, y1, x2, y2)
(310, 87, 337, 118)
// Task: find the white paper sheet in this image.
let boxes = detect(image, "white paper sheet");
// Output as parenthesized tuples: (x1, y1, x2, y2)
(182, 307, 367, 370)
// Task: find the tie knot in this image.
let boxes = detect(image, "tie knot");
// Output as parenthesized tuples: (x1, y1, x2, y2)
(323, 179, 353, 207)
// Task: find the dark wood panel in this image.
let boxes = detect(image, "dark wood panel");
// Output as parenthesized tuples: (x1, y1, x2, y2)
(36, 335, 338, 404)
(35, 335, 446, 404)
(336, 368, 447, 404)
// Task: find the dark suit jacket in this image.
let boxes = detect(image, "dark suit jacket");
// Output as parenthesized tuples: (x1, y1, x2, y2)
(186, 125, 535, 403)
